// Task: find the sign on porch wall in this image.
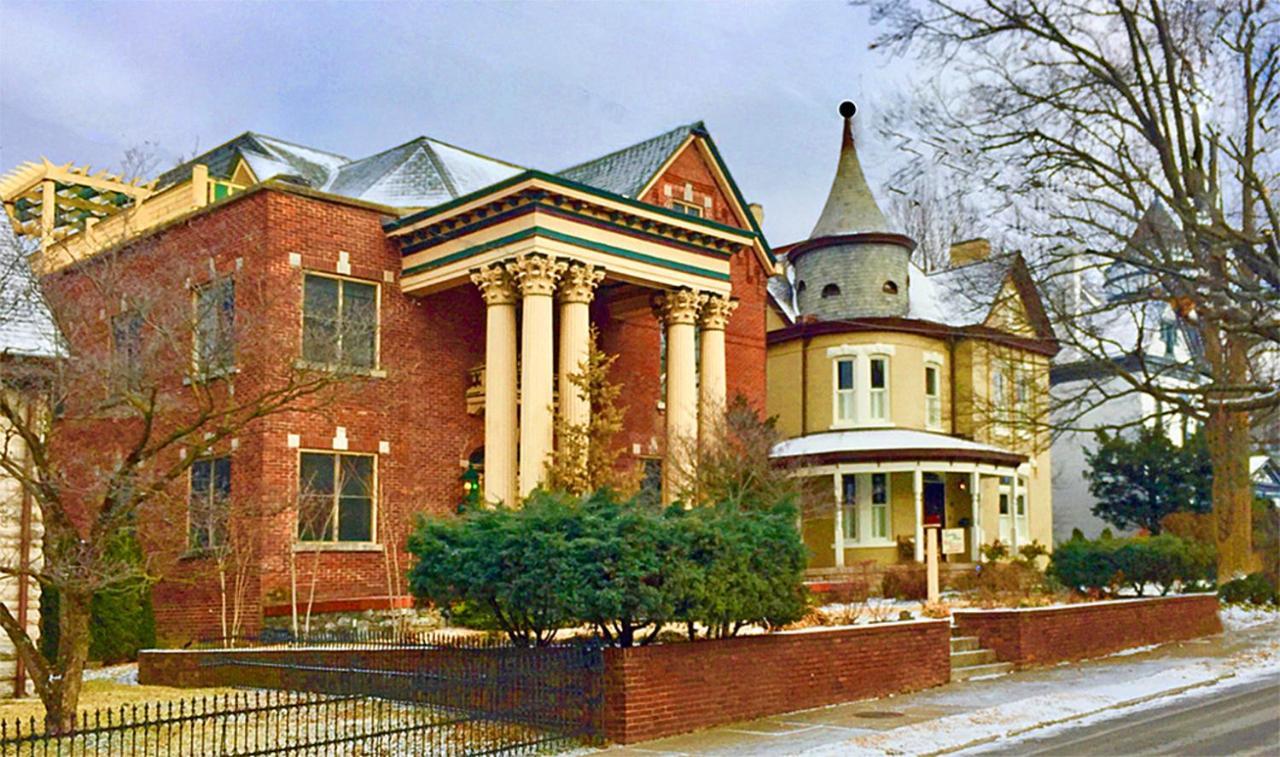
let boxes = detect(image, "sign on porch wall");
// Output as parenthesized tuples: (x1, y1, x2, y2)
(942, 528, 966, 555)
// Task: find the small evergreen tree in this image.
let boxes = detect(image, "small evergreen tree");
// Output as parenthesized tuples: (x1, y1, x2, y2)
(1085, 427, 1211, 534)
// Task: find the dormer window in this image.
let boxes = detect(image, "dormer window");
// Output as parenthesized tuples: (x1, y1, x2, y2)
(821, 283, 841, 298)
(797, 281, 807, 294)
(670, 200, 703, 218)
(882, 281, 899, 295)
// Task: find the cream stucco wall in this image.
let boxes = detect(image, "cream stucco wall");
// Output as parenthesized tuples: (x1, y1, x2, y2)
(767, 330, 953, 438)
(769, 325, 1054, 568)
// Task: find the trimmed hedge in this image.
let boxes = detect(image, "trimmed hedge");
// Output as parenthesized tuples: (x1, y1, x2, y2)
(407, 489, 808, 646)
(1050, 533, 1214, 596)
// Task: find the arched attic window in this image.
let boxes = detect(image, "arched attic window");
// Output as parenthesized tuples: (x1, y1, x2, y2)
(821, 283, 841, 298)
(797, 281, 807, 294)
(882, 281, 899, 295)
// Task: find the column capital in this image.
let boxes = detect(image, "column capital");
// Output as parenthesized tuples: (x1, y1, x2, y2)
(700, 295, 738, 331)
(652, 288, 707, 326)
(560, 263, 605, 304)
(506, 254, 566, 297)
(470, 264, 517, 306)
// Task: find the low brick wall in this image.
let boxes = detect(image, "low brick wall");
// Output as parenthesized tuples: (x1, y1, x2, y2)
(953, 594, 1222, 668)
(142, 621, 954, 746)
(602, 620, 951, 744)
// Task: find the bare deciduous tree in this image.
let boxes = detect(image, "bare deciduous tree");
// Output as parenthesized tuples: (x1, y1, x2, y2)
(861, 0, 1279, 579)
(0, 199, 361, 731)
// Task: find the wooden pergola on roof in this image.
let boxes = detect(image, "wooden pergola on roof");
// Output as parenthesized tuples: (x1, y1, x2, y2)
(0, 159, 155, 244)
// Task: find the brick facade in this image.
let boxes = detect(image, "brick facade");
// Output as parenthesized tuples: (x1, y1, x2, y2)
(953, 595, 1222, 668)
(602, 621, 950, 743)
(51, 151, 768, 643)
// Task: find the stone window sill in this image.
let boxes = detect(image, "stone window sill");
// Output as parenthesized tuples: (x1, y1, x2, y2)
(293, 360, 386, 379)
(292, 542, 384, 553)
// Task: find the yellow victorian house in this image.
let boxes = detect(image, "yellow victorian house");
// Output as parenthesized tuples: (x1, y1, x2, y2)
(766, 103, 1058, 574)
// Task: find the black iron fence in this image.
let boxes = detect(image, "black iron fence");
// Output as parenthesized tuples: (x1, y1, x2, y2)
(1, 635, 604, 755)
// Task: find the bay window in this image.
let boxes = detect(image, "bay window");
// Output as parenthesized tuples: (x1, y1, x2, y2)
(835, 358, 856, 424)
(868, 356, 889, 421)
(836, 472, 892, 546)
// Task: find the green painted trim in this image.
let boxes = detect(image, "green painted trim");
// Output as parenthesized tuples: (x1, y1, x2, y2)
(401, 226, 732, 282)
(384, 168, 757, 242)
(693, 129, 777, 264)
(399, 200, 736, 260)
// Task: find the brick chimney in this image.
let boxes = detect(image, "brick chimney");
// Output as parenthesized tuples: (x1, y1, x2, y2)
(950, 238, 991, 267)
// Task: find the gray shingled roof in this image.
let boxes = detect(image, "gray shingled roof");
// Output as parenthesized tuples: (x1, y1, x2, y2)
(0, 224, 61, 359)
(557, 122, 701, 198)
(326, 137, 523, 208)
(157, 133, 349, 190)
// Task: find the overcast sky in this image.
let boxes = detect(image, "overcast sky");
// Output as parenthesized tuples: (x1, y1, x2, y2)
(0, 0, 916, 244)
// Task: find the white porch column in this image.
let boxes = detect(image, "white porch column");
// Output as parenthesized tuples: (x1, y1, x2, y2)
(508, 254, 566, 498)
(470, 264, 518, 506)
(832, 472, 845, 568)
(698, 295, 737, 450)
(970, 470, 982, 562)
(913, 467, 925, 562)
(558, 264, 604, 430)
(654, 288, 706, 504)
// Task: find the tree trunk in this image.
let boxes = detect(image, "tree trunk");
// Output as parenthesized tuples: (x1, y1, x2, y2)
(44, 592, 91, 735)
(1207, 406, 1256, 582)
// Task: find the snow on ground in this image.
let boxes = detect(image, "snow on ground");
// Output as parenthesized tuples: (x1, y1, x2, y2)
(1220, 604, 1280, 632)
(802, 622, 1280, 756)
(83, 663, 138, 686)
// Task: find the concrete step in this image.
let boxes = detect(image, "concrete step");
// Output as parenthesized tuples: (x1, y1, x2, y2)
(950, 648, 996, 667)
(950, 661, 1015, 681)
(950, 636, 981, 652)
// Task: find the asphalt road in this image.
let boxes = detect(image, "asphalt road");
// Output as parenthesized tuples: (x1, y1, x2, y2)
(982, 672, 1280, 756)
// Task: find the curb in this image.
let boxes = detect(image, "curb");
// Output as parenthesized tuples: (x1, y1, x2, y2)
(927, 671, 1238, 755)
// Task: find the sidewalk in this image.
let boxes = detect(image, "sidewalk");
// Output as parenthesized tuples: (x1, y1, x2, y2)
(598, 607, 1279, 756)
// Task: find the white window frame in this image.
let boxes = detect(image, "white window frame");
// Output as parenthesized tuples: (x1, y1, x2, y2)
(992, 365, 1010, 436)
(840, 473, 857, 541)
(1015, 476, 1029, 544)
(833, 357, 857, 426)
(997, 476, 1013, 546)
(868, 355, 890, 423)
(924, 362, 942, 430)
(827, 344, 896, 430)
(835, 471, 894, 548)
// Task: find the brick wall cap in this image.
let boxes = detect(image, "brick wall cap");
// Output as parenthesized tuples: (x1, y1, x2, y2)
(952, 594, 1215, 616)
(777, 618, 949, 636)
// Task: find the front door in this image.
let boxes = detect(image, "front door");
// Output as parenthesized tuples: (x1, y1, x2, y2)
(923, 474, 945, 527)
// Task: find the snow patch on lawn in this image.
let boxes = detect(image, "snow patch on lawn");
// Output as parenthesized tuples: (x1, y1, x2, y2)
(1220, 604, 1279, 633)
(83, 663, 138, 686)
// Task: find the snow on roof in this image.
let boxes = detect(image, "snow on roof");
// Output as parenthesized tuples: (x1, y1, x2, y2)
(557, 122, 699, 198)
(0, 224, 61, 359)
(771, 428, 1020, 459)
(325, 137, 523, 208)
(911, 259, 1010, 327)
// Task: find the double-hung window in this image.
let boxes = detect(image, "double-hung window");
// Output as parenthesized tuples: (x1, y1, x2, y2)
(298, 452, 375, 543)
(189, 456, 231, 550)
(195, 278, 235, 376)
(924, 363, 942, 429)
(302, 274, 378, 369)
(840, 474, 857, 541)
(868, 356, 889, 422)
(835, 358, 856, 424)
(869, 472, 889, 539)
(112, 311, 143, 389)
(992, 366, 1009, 431)
(838, 472, 892, 545)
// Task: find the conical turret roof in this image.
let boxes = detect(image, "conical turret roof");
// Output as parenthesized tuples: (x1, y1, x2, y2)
(809, 102, 890, 239)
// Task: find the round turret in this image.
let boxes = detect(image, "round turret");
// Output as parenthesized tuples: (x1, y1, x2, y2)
(790, 102, 915, 321)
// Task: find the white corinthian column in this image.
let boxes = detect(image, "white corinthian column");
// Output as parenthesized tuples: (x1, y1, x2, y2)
(470, 264, 518, 506)
(698, 295, 737, 451)
(508, 254, 566, 498)
(654, 288, 706, 504)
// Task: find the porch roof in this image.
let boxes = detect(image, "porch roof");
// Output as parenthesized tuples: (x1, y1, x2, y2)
(770, 428, 1026, 467)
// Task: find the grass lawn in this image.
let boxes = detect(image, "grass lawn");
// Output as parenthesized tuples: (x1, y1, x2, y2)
(0, 679, 241, 727)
